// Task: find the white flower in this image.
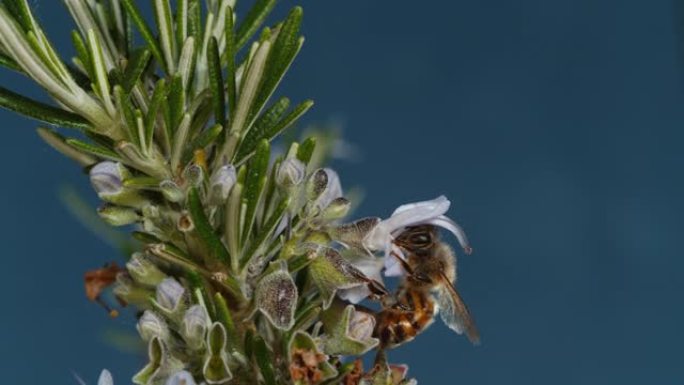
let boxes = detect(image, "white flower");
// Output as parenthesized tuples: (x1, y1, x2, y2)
(165, 371, 198, 385)
(363, 196, 472, 277)
(97, 370, 113, 385)
(337, 254, 384, 304)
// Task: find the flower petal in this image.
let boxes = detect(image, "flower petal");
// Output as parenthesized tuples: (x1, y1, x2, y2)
(383, 245, 406, 277)
(425, 215, 472, 254)
(364, 196, 450, 251)
(97, 370, 113, 385)
(165, 371, 197, 385)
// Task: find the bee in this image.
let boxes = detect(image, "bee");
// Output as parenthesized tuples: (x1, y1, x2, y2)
(373, 225, 480, 348)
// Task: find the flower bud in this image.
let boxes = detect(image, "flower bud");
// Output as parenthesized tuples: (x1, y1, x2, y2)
(321, 197, 351, 221)
(348, 308, 375, 341)
(155, 278, 185, 313)
(90, 161, 124, 196)
(159, 180, 185, 203)
(182, 304, 210, 349)
(183, 164, 204, 187)
(208, 164, 237, 204)
(97, 204, 140, 226)
(306, 168, 328, 201)
(126, 253, 166, 287)
(276, 157, 305, 187)
(137, 310, 169, 342)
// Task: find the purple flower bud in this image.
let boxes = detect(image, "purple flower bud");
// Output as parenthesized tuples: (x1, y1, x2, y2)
(156, 278, 185, 313)
(90, 161, 124, 196)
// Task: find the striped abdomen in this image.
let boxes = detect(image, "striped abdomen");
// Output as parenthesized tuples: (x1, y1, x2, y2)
(374, 288, 436, 348)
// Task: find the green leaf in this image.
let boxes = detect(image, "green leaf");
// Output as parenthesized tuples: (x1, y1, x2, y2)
(70, 30, 94, 79)
(207, 37, 226, 127)
(187, 0, 202, 42)
(224, 6, 237, 118)
(234, 96, 290, 162)
(122, 48, 151, 93)
(167, 74, 185, 131)
(297, 136, 316, 164)
(190, 123, 223, 152)
(253, 335, 277, 385)
(36, 127, 96, 166)
(0, 52, 22, 73)
(0, 86, 91, 130)
(186, 270, 216, 320)
(3, 0, 34, 32)
(187, 187, 231, 269)
(249, 7, 304, 120)
(153, 0, 176, 73)
(113, 86, 139, 145)
(145, 79, 167, 149)
(235, 0, 276, 50)
(175, 0, 188, 48)
(239, 99, 313, 164)
(65, 138, 121, 160)
(240, 196, 290, 268)
(121, 0, 165, 71)
(240, 139, 270, 244)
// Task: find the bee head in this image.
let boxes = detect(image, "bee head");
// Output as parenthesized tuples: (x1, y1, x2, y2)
(394, 225, 437, 254)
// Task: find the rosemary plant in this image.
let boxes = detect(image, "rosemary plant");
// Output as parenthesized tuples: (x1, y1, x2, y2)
(0, 1, 479, 384)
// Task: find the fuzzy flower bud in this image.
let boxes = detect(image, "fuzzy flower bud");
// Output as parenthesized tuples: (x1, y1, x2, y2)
(208, 164, 237, 204)
(156, 278, 185, 313)
(348, 308, 375, 342)
(159, 180, 185, 203)
(97, 204, 140, 226)
(183, 164, 204, 187)
(276, 157, 306, 187)
(127, 253, 166, 287)
(90, 161, 124, 196)
(137, 310, 169, 342)
(182, 304, 210, 349)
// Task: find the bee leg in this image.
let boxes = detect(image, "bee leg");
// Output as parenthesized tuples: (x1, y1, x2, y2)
(95, 296, 119, 318)
(390, 251, 432, 284)
(390, 251, 415, 275)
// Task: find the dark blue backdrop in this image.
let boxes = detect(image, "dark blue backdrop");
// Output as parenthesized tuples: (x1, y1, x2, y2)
(1, 1, 682, 384)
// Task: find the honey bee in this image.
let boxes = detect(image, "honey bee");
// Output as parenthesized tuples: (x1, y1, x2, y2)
(373, 225, 480, 348)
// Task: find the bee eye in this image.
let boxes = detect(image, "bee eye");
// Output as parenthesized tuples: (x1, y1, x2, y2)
(410, 233, 431, 246)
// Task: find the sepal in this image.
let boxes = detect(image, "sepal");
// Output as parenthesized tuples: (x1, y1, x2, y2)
(203, 322, 233, 384)
(255, 261, 298, 330)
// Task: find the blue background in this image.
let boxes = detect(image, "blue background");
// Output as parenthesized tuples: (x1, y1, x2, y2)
(0, 1, 682, 384)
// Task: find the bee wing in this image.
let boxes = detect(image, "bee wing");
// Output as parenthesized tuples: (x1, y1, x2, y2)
(435, 272, 480, 345)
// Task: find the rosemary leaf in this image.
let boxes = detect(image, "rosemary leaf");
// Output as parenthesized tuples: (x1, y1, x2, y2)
(235, 0, 276, 50)
(207, 37, 226, 127)
(122, 48, 151, 93)
(187, 187, 231, 269)
(0, 86, 91, 130)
